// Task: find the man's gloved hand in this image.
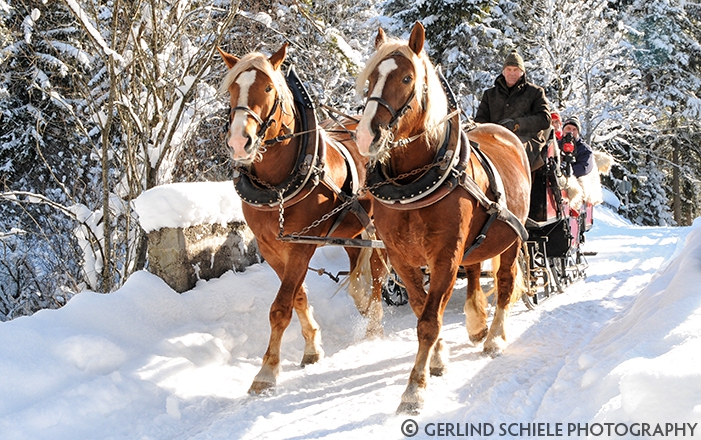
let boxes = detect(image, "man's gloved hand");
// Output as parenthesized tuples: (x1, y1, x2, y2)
(498, 118, 520, 132)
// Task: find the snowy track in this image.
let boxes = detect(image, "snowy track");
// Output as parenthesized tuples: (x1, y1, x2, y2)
(1, 206, 699, 440)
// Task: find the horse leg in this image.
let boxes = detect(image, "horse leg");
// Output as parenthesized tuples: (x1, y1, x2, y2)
(249, 251, 313, 395)
(345, 247, 371, 313)
(463, 263, 488, 344)
(249, 287, 295, 394)
(397, 265, 457, 415)
(429, 336, 448, 377)
(392, 260, 447, 375)
(483, 243, 521, 357)
(392, 263, 427, 318)
(293, 283, 325, 365)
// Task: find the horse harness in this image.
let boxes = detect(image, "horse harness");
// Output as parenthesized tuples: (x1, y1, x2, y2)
(232, 66, 378, 246)
(364, 71, 528, 259)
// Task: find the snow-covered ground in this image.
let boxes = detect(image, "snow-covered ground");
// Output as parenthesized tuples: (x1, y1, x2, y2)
(1, 184, 700, 439)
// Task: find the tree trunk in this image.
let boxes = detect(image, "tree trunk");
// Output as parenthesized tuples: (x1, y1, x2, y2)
(672, 142, 681, 224)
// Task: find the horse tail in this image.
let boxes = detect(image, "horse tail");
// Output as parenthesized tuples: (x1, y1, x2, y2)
(347, 239, 374, 317)
(490, 249, 526, 305)
(509, 251, 527, 305)
(485, 256, 500, 299)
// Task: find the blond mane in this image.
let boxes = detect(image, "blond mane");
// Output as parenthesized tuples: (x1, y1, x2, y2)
(356, 39, 448, 145)
(219, 52, 294, 115)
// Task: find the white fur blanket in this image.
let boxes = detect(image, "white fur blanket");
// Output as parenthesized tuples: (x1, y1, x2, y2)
(565, 151, 614, 210)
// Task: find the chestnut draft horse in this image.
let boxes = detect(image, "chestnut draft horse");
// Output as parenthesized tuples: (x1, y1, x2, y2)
(218, 43, 386, 395)
(355, 22, 531, 414)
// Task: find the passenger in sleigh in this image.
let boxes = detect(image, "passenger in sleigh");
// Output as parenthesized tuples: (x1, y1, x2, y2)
(560, 116, 594, 179)
(551, 111, 563, 140)
(558, 115, 608, 211)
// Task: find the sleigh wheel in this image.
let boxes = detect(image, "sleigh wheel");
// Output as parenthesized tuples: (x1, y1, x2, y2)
(382, 271, 409, 306)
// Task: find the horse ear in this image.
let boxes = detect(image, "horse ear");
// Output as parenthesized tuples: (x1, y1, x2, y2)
(375, 28, 387, 49)
(269, 42, 289, 71)
(217, 47, 239, 69)
(408, 21, 425, 55)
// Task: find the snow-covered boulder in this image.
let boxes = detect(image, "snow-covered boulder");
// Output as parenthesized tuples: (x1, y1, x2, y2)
(134, 182, 259, 292)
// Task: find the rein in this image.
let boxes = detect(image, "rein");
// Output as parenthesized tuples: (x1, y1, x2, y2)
(263, 127, 318, 146)
(387, 108, 460, 150)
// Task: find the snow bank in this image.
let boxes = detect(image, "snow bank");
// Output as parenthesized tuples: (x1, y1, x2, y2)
(536, 218, 701, 428)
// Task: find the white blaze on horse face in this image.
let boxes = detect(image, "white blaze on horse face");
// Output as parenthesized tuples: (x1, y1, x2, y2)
(356, 58, 398, 156)
(228, 69, 257, 161)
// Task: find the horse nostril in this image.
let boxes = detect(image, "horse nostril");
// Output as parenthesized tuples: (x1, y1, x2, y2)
(374, 126, 394, 148)
(243, 136, 255, 154)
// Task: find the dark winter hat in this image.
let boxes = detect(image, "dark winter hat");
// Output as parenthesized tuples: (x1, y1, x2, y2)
(563, 116, 582, 133)
(503, 50, 525, 72)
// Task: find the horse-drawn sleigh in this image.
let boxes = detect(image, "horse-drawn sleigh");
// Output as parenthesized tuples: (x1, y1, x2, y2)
(217, 21, 602, 414)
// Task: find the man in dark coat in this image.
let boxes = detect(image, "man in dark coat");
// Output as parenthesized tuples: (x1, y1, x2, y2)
(475, 51, 551, 170)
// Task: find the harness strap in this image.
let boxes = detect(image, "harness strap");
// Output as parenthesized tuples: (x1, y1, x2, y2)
(366, 87, 416, 129)
(471, 143, 504, 204)
(462, 211, 499, 259)
(318, 170, 348, 237)
(457, 171, 528, 260)
(324, 133, 360, 194)
(457, 137, 529, 245)
(320, 135, 376, 237)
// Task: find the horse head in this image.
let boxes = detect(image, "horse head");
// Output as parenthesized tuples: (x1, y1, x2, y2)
(218, 43, 294, 165)
(356, 22, 447, 165)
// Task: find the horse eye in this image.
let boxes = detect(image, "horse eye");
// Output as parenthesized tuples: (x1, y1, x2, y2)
(266, 85, 273, 93)
(402, 75, 412, 84)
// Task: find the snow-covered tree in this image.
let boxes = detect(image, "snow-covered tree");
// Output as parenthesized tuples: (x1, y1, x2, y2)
(620, 0, 701, 225)
(0, 0, 94, 316)
(0, 0, 386, 318)
(0, 1, 93, 194)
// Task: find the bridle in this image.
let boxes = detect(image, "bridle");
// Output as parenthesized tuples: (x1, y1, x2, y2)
(365, 87, 418, 131)
(363, 56, 433, 153)
(363, 51, 437, 154)
(228, 91, 284, 155)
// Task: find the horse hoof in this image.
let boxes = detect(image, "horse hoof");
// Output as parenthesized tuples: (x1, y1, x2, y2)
(430, 366, 447, 377)
(301, 352, 322, 366)
(248, 380, 275, 396)
(483, 346, 503, 358)
(365, 325, 384, 340)
(396, 401, 422, 415)
(469, 327, 488, 344)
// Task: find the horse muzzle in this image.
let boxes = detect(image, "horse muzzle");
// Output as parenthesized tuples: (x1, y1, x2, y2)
(229, 133, 261, 164)
(357, 119, 392, 159)
(363, 126, 393, 164)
